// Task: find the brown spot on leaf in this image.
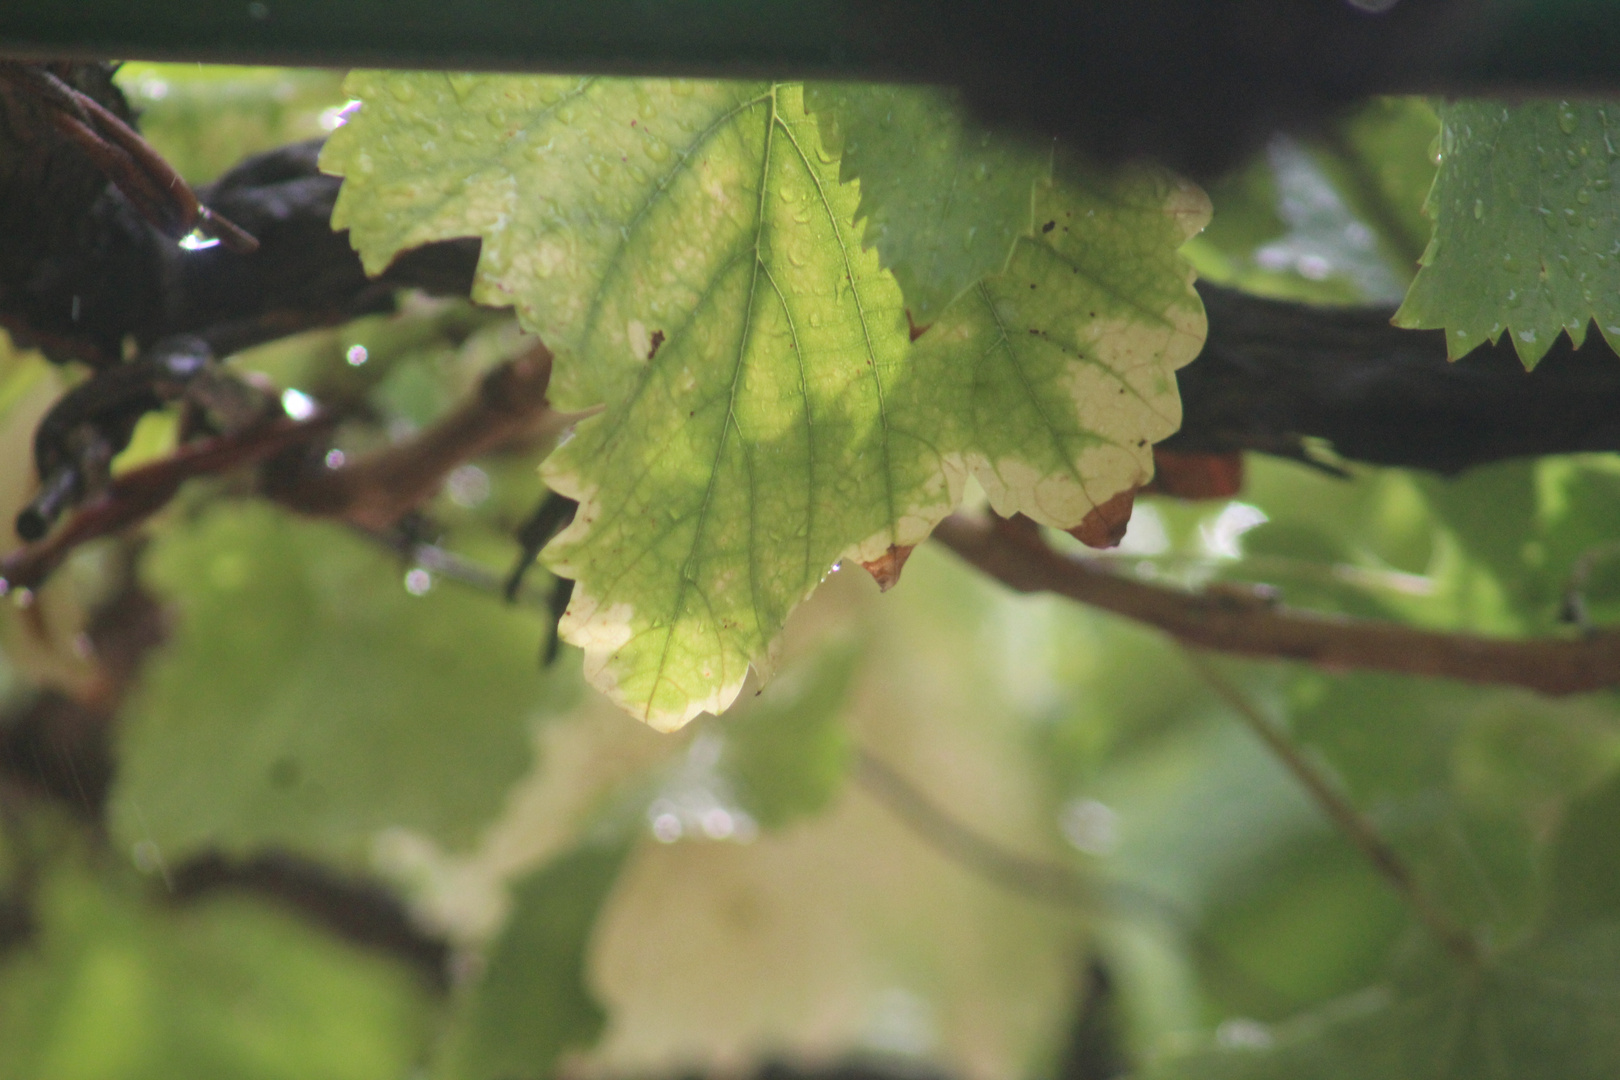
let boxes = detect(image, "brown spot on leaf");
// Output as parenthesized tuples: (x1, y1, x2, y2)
(646, 329, 665, 361)
(1068, 487, 1138, 550)
(905, 311, 931, 342)
(1041, 220, 1056, 233)
(861, 544, 915, 592)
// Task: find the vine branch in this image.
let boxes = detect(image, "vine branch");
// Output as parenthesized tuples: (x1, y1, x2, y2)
(930, 512, 1620, 696)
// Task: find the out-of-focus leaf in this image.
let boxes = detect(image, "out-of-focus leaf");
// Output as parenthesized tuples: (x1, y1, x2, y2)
(110, 503, 570, 867)
(117, 64, 348, 183)
(718, 641, 858, 830)
(0, 858, 435, 1080)
(1546, 773, 1620, 928)
(1184, 98, 1435, 306)
(1396, 100, 1620, 366)
(435, 839, 630, 1080)
(1142, 927, 1620, 1080)
(1288, 670, 1620, 941)
(804, 83, 1050, 319)
(1316, 96, 1438, 271)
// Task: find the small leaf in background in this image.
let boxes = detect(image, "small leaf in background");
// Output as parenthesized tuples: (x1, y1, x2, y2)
(110, 503, 567, 868)
(1396, 100, 1620, 366)
(116, 64, 348, 183)
(0, 857, 436, 1080)
(1287, 670, 1620, 942)
(804, 83, 1050, 319)
(1183, 98, 1436, 305)
(435, 839, 631, 1080)
(718, 641, 858, 830)
(1142, 926, 1620, 1080)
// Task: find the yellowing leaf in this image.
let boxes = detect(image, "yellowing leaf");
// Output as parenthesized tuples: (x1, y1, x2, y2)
(324, 74, 1208, 726)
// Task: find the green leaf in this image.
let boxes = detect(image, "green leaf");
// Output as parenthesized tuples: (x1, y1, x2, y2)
(110, 503, 566, 866)
(1142, 927, 1620, 1080)
(1395, 100, 1620, 366)
(435, 839, 630, 1080)
(0, 858, 435, 1080)
(804, 83, 1050, 319)
(325, 75, 1208, 726)
(717, 640, 858, 829)
(1287, 670, 1620, 940)
(1546, 773, 1620, 928)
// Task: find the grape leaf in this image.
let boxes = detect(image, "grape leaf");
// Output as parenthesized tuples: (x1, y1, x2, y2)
(1395, 100, 1620, 367)
(1287, 669, 1620, 940)
(1142, 926, 1620, 1080)
(0, 858, 435, 1080)
(324, 74, 1208, 727)
(435, 839, 630, 1080)
(110, 503, 566, 866)
(804, 83, 1050, 319)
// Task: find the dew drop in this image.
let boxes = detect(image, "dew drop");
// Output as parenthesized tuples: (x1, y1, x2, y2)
(1559, 103, 1580, 135)
(1474, 198, 1485, 220)
(644, 140, 671, 163)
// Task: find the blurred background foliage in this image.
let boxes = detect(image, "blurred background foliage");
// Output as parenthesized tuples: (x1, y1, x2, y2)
(2, 64, 1619, 1080)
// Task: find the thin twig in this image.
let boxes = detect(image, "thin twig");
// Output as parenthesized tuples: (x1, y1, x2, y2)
(269, 343, 564, 531)
(855, 749, 1102, 908)
(0, 61, 257, 252)
(3, 346, 564, 592)
(1183, 651, 1480, 966)
(853, 749, 1290, 1012)
(0, 415, 335, 591)
(931, 512, 1620, 696)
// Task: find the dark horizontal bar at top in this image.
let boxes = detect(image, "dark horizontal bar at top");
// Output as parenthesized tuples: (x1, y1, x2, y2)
(4, 0, 1620, 85)
(8, 0, 1620, 176)
(0, 0, 873, 78)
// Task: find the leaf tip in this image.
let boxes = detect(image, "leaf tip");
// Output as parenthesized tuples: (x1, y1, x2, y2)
(861, 544, 916, 592)
(1068, 487, 1138, 550)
